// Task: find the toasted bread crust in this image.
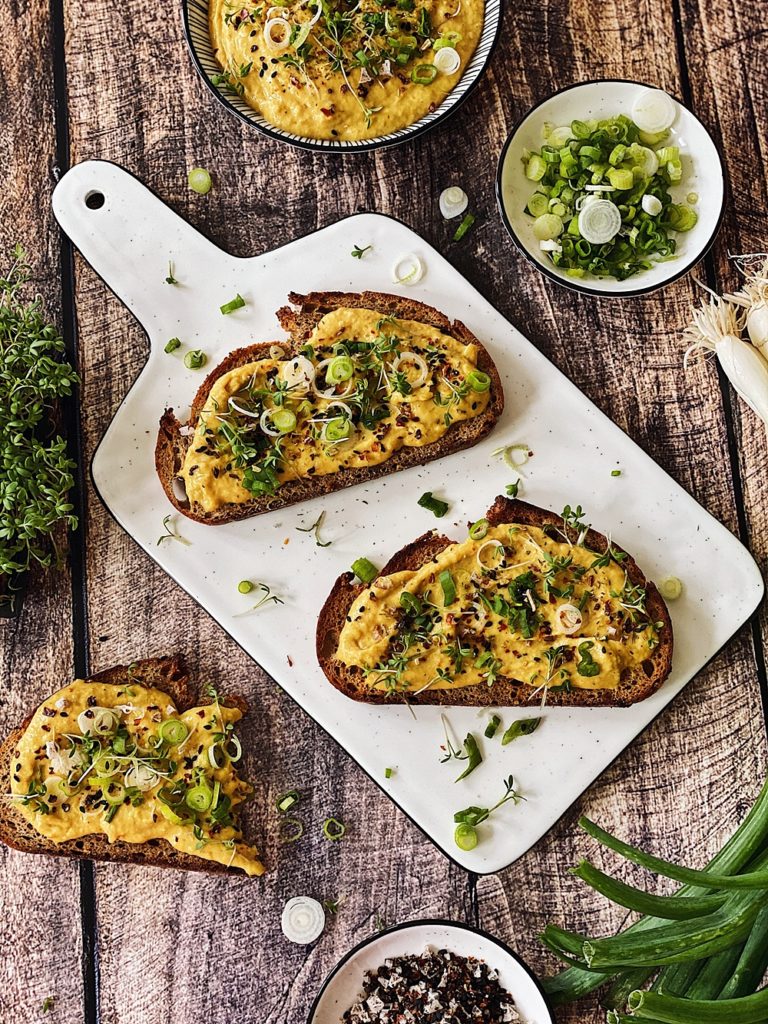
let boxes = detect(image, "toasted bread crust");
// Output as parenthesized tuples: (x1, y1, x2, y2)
(0, 656, 254, 875)
(155, 291, 504, 525)
(316, 498, 674, 708)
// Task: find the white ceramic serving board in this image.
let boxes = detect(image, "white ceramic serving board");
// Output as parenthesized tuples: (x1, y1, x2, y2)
(53, 160, 763, 874)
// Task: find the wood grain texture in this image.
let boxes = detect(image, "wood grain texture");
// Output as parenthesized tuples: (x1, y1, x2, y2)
(0, 2, 83, 1020)
(0, 0, 759, 1020)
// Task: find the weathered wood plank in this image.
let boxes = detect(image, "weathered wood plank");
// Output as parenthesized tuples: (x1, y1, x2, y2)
(62, 4, 474, 1022)
(56, 0, 768, 1020)
(0, 2, 83, 1020)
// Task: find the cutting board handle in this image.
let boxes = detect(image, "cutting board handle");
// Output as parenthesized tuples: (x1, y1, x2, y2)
(52, 161, 241, 343)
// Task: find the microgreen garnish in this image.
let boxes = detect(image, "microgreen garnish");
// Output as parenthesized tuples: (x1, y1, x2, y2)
(0, 246, 78, 589)
(165, 261, 178, 285)
(351, 243, 373, 259)
(296, 511, 332, 547)
(41, 997, 55, 1013)
(324, 897, 343, 914)
(157, 514, 191, 547)
(454, 776, 525, 830)
(506, 481, 520, 497)
(439, 715, 483, 782)
(233, 582, 284, 614)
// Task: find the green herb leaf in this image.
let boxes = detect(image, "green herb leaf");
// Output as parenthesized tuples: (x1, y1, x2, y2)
(501, 717, 542, 745)
(351, 243, 373, 259)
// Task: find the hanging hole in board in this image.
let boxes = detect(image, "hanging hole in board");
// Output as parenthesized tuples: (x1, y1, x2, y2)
(84, 191, 105, 210)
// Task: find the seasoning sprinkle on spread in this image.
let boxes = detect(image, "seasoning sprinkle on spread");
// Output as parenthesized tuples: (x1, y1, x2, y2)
(342, 948, 521, 1023)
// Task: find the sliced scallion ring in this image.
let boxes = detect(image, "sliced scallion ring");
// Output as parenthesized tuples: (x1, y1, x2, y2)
(102, 781, 126, 806)
(279, 355, 315, 392)
(124, 763, 159, 793)
(326, 355, 355, 384)
(439, 186, 469, 220)
(312, 358, 355, 399)
(281, 896, 325, 944)
(159, 719, 189, 746)
(276, 789, 301, 814)
(391, 351, 428, 388)
(228, 397, 260, 419)
(185, 784, 214, 813)
(322, 817, 346, 841)
(555, 603, 583, 636)
(455, 823, 478, 851)
(631, 87, 676, 134)
(392, 253, 425, 286)
(271, 408, 297, 434)
(467, 369, 490, 392)
(323, 417, 351, 443)
(476, 539, 505, 569)
(469, 518, 489, 541)
(578, 199, 622, 244)
(432, 45, 461, 74)
(411, 63, 438, 84)
(659, 575, 683, 600)
(265, 16, 291, 51)
(259, 409, 282, 437)
(76, 707, 119, 736)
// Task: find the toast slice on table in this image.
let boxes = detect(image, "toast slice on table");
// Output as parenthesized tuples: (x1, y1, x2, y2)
(317, 497, 673, 708)
(156, 290, 504, 524)
(0, 655, 264, 876)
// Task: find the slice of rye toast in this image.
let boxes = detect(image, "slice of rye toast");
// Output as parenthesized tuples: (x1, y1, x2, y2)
(0, 655, 253, 874)
(156, 290, 504, 524)
(317, 497, 674, 708)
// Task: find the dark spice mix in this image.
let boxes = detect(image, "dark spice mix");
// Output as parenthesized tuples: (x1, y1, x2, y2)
(342, 948, 522, 1023)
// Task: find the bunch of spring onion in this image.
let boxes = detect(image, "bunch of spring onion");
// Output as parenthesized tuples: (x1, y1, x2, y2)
(684, 253, 768, 428)
(541, 773, 768, 1021)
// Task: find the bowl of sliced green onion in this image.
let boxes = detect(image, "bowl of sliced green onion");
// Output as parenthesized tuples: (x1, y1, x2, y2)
(496, 80, 725, 296)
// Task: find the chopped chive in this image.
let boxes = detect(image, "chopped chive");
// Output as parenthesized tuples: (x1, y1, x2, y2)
(484, 714, 501, 739)
(385, 767, 394, 779)
(275, 789, 301, 814)
(351, 557, 378, 584)
(611, 469, 622, 477)
(164, 337, 181, 354)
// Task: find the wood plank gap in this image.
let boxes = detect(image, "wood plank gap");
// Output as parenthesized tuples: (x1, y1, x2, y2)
(670, 0, 768, 731)
(49, 1, 101, 1022)
(467, 872, 480, 927)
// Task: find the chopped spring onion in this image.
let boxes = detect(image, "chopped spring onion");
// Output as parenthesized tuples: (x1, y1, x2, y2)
(187, 167, 212, 195)
(455, 822, 479, 851)
(324, 417, 351, 442)
(159, 719, 189, 746)
(467, 369, 491, 392)
(555, 603, 583, 635)
(484, 714, 501, 739)
(77, 707, 119, 736)
(259, 409, 281, 437)
(533, 213, 564, 241)
(265, 16, 291, 51)
(391, 351, 428, 387)
(411, 63, 438, 84)
(399, 591, 422, 615)
(280, 355, 315, 392)
(220, 294, 245, 315)
(659, 576, 683, 600)
(184, 349, 206, 369)
(433, 46, 461, 74)
(453, 213, 476, 242)
(578, 200, 622, 244)
(281, 896, 325, 944)
(642, 194, 663, 216)
(439, 569, 456, 604)
(238, 579, 254, 594)
(185, 784, 213, 812)
(279, 817, 304, 843)
(322, 817, 346, 841)
(276, 789, 301, 814)
(418, 491, 449, 517)
(493, 443, 530, 469)
(351, 557, 378, 584)
(439, 186, 469, 220)
(476, 539, 504, 569)
(164, 337, 181, 354)
(631, 87, 677, 134)
(469, 518, 489, 540)
(612, 469, 622, 477)
(271, 408, 297, 434)
(326, 355, 354, 383)
(392, 253, 425, 285)
(385, 767, 394, 779)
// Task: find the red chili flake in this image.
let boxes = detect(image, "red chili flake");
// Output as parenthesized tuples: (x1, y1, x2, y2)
(320, 105, 336, 117)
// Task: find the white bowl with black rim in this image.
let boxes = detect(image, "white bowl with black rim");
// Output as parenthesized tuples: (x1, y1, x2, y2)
(495, 79, 726, 297)
(308, 920, 554, 1024)
(182, 0, 503, 153)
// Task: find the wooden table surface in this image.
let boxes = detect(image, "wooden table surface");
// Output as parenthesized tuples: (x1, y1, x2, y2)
(2, 1, 767, 1022)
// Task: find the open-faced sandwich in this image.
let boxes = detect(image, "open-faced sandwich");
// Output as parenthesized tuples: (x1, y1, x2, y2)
(208, 1, 485, 142)
(0, 656, 263, 876)
(157, 291, 503, 524)
(317, 498, 674, 706)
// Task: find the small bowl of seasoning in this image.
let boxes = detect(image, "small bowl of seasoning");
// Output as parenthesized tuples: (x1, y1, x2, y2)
(308, 919, 553, 1024)
(495, 79, 725, 297)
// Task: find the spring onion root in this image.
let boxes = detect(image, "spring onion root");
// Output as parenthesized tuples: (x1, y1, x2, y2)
(684, 294, 768, 425)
